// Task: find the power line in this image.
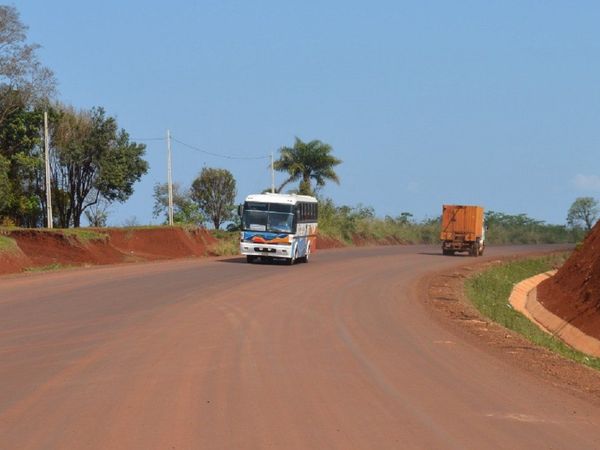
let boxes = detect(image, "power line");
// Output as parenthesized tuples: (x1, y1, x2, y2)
(172, 137, 269, 160)
(132, 137, 165, 142)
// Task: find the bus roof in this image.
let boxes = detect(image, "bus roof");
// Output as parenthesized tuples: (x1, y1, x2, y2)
(244, 192, 317, 205)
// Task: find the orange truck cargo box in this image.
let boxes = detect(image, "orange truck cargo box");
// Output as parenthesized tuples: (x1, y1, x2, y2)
(440, 205, 485, 256)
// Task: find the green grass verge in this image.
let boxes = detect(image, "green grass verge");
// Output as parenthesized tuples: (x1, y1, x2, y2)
(0, 227, 108, 243)
(25, 263, 76, 272)
(58, 229, 108, 242)
(209, 230, 239, 256)
(465, 254, 600, 371)
(0, 235, 19, 254)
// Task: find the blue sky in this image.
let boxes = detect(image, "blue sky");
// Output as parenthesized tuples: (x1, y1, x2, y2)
(18, 0, 600, 225)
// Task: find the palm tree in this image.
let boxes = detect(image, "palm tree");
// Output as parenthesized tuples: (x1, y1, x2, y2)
(273, 137, 342, 195)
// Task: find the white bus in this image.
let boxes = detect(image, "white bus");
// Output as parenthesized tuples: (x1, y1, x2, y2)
(239, 193, 318, 264)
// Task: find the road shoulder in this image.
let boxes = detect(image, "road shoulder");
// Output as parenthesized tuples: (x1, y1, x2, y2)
(420, 255, 600, 406)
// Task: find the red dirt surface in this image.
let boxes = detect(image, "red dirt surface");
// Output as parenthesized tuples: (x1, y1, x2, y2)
(0, 228, 394, 275)
(11, 230, 123, 267)
(3, 245, 600, 449)
(538, 221, 600, 340)
(0, 250, 30, 275)
(0, 227, 216, 275)
(0, 228, 361, 275)
(314, 233, 345, 249)
(316, 233, 404, 249)
(107, 227, 215, 260)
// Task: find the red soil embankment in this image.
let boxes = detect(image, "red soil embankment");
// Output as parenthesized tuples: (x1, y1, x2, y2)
(316, 233, 405, 249)
(12, 230, 123, 267)
(0, 248, 30, 274)
(108, 227, 216, 260)
(0, 227, 216, 275)
(538, 221, 600, 340)
(316, 234, 345, 249)
(0, 228, 399, 276)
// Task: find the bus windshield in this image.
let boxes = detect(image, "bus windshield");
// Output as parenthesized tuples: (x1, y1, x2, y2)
(243, 210, 294, 233)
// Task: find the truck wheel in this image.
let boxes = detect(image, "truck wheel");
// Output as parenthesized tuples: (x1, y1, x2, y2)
(471, 244, 478, 257)
(246, 255, 255, 263)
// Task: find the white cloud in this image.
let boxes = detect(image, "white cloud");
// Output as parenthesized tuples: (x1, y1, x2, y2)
(573, 174, 600, 191)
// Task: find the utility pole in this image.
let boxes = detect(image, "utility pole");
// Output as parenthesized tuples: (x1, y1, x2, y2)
(44, 111, 53, 229)
(167, 129, 174, 226)
(270, 151, 275, 193)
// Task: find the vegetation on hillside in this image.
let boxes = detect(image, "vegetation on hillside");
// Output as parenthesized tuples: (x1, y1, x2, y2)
(153, 167, 236, 230)
(191, 168, 237, 230)
(567, 197, 599, 232)
(317, 199, 581, 245)
(153, 182, 205, 226)
(466, 255, 600, 371)
(0, 235, 18, 253)
(0, 6, 147, 228)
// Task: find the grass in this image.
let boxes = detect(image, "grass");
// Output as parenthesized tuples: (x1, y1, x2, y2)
(0, 235, 19, 254)
(465, 254, 600, 371)
(317, 199, 580, 245)
(0, 226, 108, 243)
(58, 229, 108, 242)
(209, 230, 239, 256)
(25, 263, 75, 272)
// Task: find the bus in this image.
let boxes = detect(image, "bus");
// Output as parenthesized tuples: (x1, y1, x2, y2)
(238, 193, 318, 264)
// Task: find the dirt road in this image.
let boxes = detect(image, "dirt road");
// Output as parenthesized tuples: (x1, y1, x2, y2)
(1, 245, 599, 449)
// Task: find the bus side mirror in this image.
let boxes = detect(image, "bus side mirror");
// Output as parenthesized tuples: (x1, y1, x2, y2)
(237, 204, 243, 216)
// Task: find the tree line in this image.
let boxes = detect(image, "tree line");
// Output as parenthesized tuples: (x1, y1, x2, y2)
(152, 137, 342, 229)
(1, 5, 596, 238)
(0, 6, 342, 229)
(0, 6, 147, 228)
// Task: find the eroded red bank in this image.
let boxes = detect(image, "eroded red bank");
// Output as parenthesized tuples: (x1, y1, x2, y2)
(538, 220, 600, 340)
(0, 228, 356, 275)
(0, 228, 217, 275)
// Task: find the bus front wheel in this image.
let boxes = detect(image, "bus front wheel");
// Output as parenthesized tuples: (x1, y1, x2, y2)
(298, 245, 310, 263)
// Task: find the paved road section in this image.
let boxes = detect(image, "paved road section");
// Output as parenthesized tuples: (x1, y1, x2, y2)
(1, 245, 599, 449)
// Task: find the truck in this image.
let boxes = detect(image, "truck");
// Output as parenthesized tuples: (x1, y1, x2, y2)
(440, 205, 485, 256)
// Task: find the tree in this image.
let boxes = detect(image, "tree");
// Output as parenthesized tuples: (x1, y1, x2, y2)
(0, 154, 11, 213)
(0, 6, 56, 227)
(51, 105, 148, 227)
(190, 168, 236, 229)
(152, 182, 205, 225)
(273, 137, 342, 195)
(567, 197, 599, 231)
(0, 105, 46, 227)
(0, 6, 55, 125)
(84, 198, 110, 227)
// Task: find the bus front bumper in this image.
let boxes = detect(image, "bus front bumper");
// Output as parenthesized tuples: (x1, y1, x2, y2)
(240, 243, 292, 259)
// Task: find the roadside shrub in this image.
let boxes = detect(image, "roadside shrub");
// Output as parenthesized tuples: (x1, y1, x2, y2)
(318, 200, 579, 245)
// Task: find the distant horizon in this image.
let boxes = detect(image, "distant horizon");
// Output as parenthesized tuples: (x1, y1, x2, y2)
(18, 1, 600, 226)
